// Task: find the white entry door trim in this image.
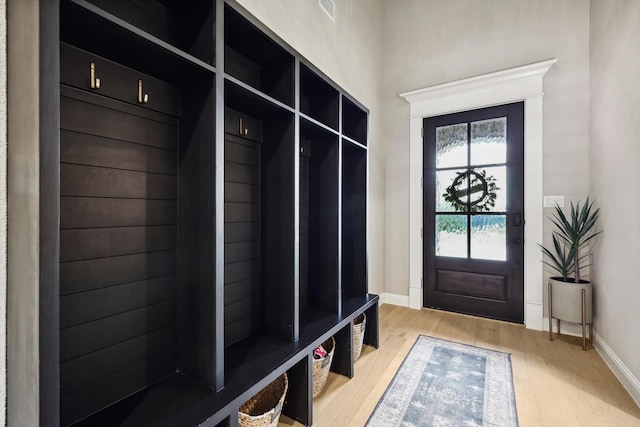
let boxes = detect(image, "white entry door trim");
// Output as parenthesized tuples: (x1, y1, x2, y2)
(400, 59, 557, 330)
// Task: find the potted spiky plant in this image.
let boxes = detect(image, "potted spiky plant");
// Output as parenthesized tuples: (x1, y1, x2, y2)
(540, 197, 601, 349)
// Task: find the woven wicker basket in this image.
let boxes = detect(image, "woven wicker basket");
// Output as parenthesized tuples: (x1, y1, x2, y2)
(312, 336, 335, 398)
(238, 373, 288, 427)
(352, 313, 366, 362)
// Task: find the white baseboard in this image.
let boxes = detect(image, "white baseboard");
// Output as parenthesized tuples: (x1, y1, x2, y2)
(593, 332, 640, 408)
(526, 301, 544, 331)
(408, 286, 422, 309)
(379, 292, 410, 308)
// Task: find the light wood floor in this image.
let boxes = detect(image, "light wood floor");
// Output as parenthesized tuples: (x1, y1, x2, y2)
(280, 303, 640, 427)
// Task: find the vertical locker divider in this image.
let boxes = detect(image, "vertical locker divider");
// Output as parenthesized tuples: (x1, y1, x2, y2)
(215, 0, 226, 392)
(177, 72, 216, 389)
(332, 323, 354, 378)
(293, 57, 301, 341)
(283, 356, 312, 425)
(337, 95, 344, 316)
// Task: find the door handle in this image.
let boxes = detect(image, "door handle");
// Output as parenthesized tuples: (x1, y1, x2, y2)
(513, 213, 522, 227)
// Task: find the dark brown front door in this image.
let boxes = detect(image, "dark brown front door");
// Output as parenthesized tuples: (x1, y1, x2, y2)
(423, 102, 524, 323)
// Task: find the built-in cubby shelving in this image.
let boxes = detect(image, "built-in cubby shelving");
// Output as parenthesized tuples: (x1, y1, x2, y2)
(84, 0, 215, 66)
(41, 1, 377, 426)
(224, 4, 295, 107)
(342, 96, 368, 146)
(300, 64, 339, 130)
(60, 0, 215, 82)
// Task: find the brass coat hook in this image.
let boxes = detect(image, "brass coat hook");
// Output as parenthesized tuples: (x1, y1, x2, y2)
(138, 79, 149, 104)
(239, 118, 249, 136)
(90, 62, 100, 89)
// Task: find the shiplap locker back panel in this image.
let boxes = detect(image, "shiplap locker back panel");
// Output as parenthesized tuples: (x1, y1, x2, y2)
(223, 111, 262, 347)
(59, 45, 181, 425)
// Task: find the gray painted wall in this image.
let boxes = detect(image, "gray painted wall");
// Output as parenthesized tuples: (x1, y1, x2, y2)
(380, 0, 591, 301)
(6, 0, 41, 424)
(590, 0, 640, 397)
(0, 0, 6, 424)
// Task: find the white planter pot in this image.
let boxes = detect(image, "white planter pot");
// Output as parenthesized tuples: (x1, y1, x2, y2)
(549, 277, 592, 323)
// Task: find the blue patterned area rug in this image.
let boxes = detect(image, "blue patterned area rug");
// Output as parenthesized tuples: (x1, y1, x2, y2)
(366, 335, 518, 427)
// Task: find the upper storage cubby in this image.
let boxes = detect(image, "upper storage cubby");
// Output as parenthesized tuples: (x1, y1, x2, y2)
(83, 0, 214, 66)
(342, 96, 368, 146)
(60, 0, 215, 83)
(224, 4, 295, 107)
(300, 64, 339, 130)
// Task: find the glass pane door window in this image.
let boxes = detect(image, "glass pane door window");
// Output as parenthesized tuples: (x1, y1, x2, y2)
(435, 118, 507, 261)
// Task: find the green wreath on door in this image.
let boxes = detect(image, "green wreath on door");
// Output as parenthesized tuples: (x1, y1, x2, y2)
(443, 169, 499, 213)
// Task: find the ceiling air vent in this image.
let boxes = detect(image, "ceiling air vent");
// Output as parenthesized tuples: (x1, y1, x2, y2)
(319, 0, 336, 22)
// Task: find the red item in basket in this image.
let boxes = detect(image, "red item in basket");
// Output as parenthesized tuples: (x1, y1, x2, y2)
(313, 344, 327, 359)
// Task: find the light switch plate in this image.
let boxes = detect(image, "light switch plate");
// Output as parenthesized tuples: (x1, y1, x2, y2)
(544, 195, 565, 208)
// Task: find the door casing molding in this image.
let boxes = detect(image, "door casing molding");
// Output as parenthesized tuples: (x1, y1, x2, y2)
(400, 59, 557, 330)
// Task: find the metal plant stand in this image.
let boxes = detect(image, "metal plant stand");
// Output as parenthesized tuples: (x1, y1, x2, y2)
(548, 282, 593, 351)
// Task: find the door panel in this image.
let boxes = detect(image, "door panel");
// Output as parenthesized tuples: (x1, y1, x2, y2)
(423, 103, 524, 323)
(436, 270, 505, 300)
